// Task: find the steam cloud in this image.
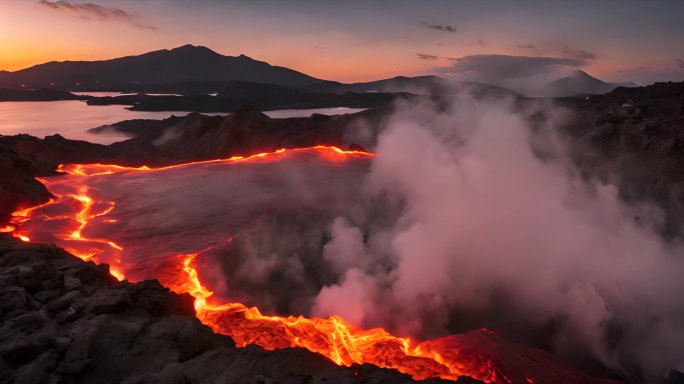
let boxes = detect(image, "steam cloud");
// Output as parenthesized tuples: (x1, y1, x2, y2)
(74, 92, 683, 380)
(312, 95, 684, 380)
(437, 54, 587, 94)
(442, 55, 586, 78)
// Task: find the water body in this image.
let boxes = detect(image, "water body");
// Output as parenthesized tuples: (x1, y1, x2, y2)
(264, 107, 366, 119)
(0, 100, 365, 144)
(71, 92, 137, 97)
(72, 92, 184, 97)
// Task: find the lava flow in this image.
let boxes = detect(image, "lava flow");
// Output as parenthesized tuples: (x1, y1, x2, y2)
(4, 146, 619, 384)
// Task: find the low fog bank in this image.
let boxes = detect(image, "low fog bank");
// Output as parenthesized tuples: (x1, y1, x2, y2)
(78, 91, 683, 381)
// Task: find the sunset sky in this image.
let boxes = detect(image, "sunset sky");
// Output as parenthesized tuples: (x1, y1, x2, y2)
(2, 0, 684, 84)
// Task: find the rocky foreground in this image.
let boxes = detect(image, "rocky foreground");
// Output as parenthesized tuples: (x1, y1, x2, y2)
(0, 235, 468, 384)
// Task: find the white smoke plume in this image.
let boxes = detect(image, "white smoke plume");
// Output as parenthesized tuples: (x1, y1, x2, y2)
(311, 94, 684, 380)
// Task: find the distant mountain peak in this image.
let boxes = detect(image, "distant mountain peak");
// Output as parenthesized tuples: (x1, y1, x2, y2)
(541, 69, 636, 97)
(162, 45, 257, 62)
(567, 69, 601, 81)
(174, 44, 199, 49)
(388, 75, 442, 81)
(0, 44, 326, 89)
(167, 44, 219, 56)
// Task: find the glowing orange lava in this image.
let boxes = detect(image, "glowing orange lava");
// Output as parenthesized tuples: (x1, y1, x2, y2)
(4, 146, 619, 384)
(56, 145, 373, 176)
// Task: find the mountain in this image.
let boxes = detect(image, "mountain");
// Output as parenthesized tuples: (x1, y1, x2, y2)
(306, 75, 520, 97)
(342, 75, 449, 94)
(2, 45, 622, 98)
(542, 70, 638, 97)
(0, 46, 521, 98)
(0, 45, 327, 89)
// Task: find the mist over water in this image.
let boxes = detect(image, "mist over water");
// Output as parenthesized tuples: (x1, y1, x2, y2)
(23, 93, 684, 380)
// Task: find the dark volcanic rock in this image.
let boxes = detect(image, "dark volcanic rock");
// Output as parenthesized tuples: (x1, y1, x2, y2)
(0, 147, 51, 222)
(666, 369, 684, 384)
(561, 81, 684, 235)
(0, 235, 467, 383)
(0, 134, 109, 175)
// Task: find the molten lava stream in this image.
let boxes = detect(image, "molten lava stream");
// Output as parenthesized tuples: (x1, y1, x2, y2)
(154, 249, 504, 383)
(5, 146, 614, 384)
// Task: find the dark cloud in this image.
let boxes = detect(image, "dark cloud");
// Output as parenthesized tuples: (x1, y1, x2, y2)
(37, 0, 157, 30)
(439, 54, 585, 79)
(416, 53, 438, 61)
(517, 43, 537, 50)
(477, 37, 486, 46)
(564, 46, 597, 60)
(678, 59, 684, 68)
(421, 22, 456, 33)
